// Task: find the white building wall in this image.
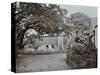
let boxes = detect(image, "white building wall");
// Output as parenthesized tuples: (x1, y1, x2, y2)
(38, 36, 68, 51)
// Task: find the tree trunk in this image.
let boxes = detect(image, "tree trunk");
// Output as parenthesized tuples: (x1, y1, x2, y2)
(16, 29, 27, 49)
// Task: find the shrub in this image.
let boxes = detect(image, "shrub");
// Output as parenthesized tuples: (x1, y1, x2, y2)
(67, 42, 97, 68)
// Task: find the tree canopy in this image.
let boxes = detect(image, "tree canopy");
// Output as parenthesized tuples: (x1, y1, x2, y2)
(70, 12, 91, 45)
(13, 2, 68, 49)
(70, 12, 91, 34)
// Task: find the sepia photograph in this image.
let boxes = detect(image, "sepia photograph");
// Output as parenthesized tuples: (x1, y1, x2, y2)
(12, 2, 97, 73)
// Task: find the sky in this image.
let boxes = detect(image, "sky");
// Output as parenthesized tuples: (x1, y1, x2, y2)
(60, 4, 97, 17)
(16, 2, 97, 18)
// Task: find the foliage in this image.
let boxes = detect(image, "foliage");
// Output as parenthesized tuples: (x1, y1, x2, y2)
(70, 12, 91, 45)
(16, 2, 67, 34)
(14, 2, 68, 49)
(67, 43, 97, 68)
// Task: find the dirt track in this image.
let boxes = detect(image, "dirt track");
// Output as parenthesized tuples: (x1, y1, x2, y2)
(16, 53, 72, 73)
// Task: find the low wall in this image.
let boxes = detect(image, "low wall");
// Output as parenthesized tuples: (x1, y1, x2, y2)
(17, 50, 67, 55)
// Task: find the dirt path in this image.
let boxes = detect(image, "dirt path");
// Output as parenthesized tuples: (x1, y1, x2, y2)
(16, 53, 72, 73)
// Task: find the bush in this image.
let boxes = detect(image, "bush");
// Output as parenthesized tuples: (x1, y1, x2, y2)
(67, 42, 97, 68)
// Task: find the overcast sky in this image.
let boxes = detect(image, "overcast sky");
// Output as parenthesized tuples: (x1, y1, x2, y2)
(60, 4, 97, 17)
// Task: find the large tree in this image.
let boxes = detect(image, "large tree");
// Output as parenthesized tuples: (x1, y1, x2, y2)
(13, 2, 67, 49)
(70, 12, 91, 45)
(67, 13, 97, 68)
